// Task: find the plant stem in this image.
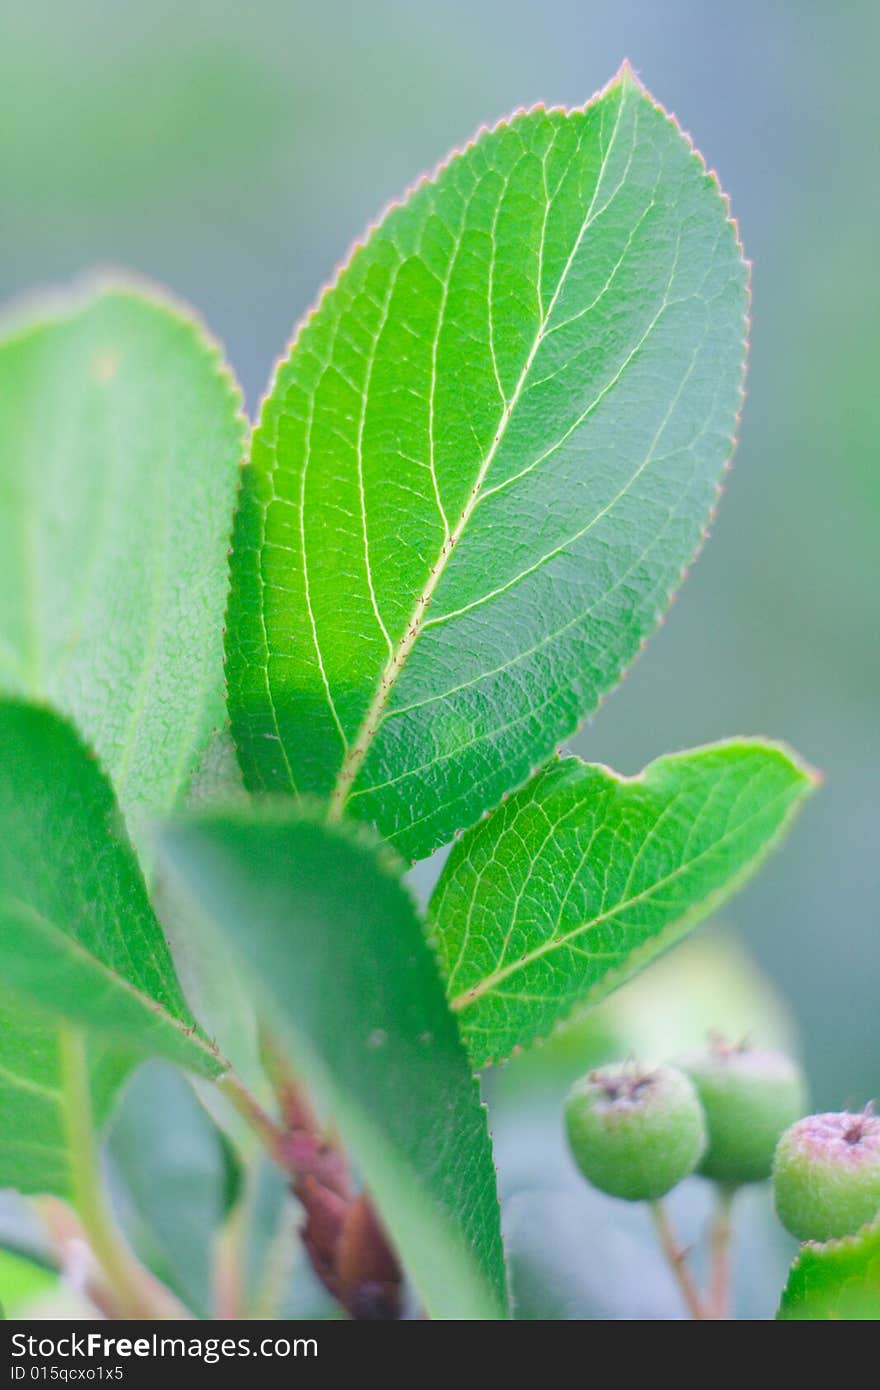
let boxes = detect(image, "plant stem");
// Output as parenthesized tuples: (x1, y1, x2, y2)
(217, 1069, 288, 1164)
(260, 1026, 318, 1134)
(708, 1185, 735, 1319)
(226, 1037, 403, 1319)
(58, 1024, 187, 1319)
(648, 1199, 707, 1320)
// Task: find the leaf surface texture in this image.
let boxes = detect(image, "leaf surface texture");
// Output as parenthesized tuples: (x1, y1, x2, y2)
(430, 741, 815, 1066)
(227, 68, 748, 858)
(0, 284, 244, 854)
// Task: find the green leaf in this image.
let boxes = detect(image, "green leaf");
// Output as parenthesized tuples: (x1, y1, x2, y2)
(0, 280, 244, 857)
(0, 1003, 130, 1198)
(0, 1247, 59, 1317)
(154, 729, 265, 1096)
(108, 1062, 240, 1319)
(430, 740, 815, 1067)
(226, 64, 748, 860)
(157, 807, 509, 1320)
(0, 701, 223, 1198)
(778, 1218, 880, 1320)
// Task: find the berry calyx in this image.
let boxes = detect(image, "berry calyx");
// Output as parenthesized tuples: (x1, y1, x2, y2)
(773, 1106, 880, 1242)
(679, 1037, 806, 1186)
(564, 1061, 706, 1202)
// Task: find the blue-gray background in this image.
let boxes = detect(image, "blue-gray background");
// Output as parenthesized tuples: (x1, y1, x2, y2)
(4, 0, 876, 1106)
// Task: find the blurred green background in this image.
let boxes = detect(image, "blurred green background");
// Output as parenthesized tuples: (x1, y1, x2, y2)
(1, 0, 877, 1317)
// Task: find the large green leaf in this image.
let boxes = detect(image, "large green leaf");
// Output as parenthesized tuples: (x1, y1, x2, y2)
(0, 701, 224, 1195)
(157, 807, 509, 1320)
(778, 1218, 880, 1320)
(0, 281, 244, 853)
(226, 64, 748, 860)
(430, 741, 815, 1067)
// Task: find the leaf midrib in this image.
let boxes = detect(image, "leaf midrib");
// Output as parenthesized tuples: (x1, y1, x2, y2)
(326, 85, 631, 819)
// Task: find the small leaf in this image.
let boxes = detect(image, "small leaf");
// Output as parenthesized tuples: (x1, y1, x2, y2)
(227, 65, 748, 859)
(0, 700, 223, 1159)
(430, 741, 815, 1067)
(777, 1218, 880, 1320)
(0, 281, 244, 861)
(158, 806, 509, 1320)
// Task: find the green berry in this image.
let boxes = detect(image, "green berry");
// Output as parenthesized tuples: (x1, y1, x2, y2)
(679, 1038, 806, 1186)
(773, 1108, 880, 1242)
(564, 1062, 706, 1202)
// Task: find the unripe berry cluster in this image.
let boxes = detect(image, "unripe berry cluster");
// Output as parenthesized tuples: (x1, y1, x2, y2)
(564, 1038, 880, 1248)
(565, 1038, 806, 1202)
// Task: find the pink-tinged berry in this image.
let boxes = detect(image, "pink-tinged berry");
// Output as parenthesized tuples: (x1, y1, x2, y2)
(564, 1062, 706, 1202)
(773, 1107, 880, 1242)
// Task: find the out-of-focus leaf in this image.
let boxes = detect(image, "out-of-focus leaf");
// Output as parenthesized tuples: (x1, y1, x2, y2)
(0, 703, 223, 1196)
(0, 703, 222, 1076)
(0, 1248, 58, 1317)
(0, 281, 244, 861)
(238, 1158, 339, 1320)
(158, 806, 509, 1320)
(108, 1062, 239, 1319)
(0, 1000, 131, 1198)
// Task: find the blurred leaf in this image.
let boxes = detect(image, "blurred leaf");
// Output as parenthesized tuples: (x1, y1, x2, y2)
(431, 741, 815, 1066)
(0, 999, 130, 1198)
(158, 806, 509, 1320)
(0, 702, 223, 1196)
(151, 730, 265, 1103)
(0, 282, 244, 864)
(237, 1157, 339, 1320)
(777, 1218, 880, 1320)
(108, 1062, 239, 1319)
(0, 1247, 58, 1317)
(226, 65, 747, 861)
